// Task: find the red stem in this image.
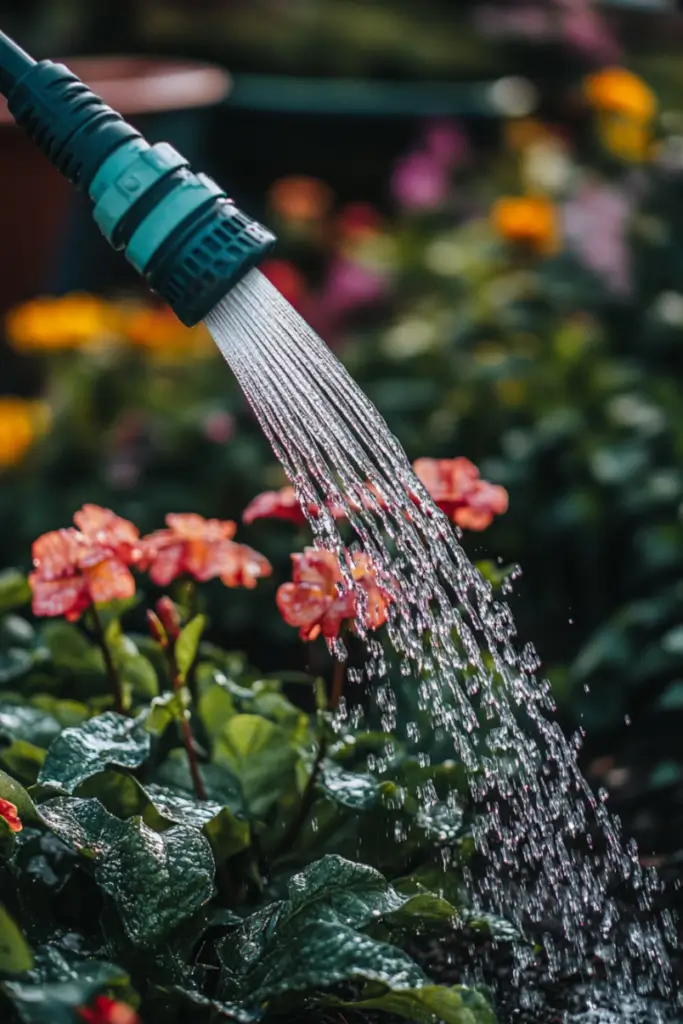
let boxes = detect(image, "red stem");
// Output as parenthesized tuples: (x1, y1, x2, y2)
(166, 642, 207, 802)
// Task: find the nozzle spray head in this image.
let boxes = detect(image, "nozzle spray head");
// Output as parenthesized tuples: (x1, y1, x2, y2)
(1, 42, 276, 325)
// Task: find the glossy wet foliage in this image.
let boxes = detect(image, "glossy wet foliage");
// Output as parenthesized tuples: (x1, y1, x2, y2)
(0, 572, 513, 1023)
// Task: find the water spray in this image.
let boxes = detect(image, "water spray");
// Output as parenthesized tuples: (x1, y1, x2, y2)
(0, 30, 276, 325)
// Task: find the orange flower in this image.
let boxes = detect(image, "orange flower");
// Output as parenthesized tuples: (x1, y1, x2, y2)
(139, 513, 237, 586)
(413, 458, 509, 531)
(29, 505, 140, 621)
(140, 513, 271, 589)
(584, 68, 656, 122)
(122, 303, 214, 361)
(277, 547, 390, 642)
(78, 996, 140, 1024)
(0, 397, 51, 469)
(216, 541, 272, 589)
(243, 486, 309, 526)
(6, 293, 115, 353)
(0, 798, 22, 834)
(268, 175, 334, 223)
(491, 196, 560, 255)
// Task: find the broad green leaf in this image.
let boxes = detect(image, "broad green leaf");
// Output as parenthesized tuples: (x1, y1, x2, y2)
(40, 622, 104, 673)
(0, 768, 41, 826)
(144, 782, 250, 861)
(319, 760, 381, 809)
(28, 696, 89, 730)
(105, 622, 159, 701)
(198, 677, 236, 738)
(3, 956, 130, 1024)
(387, 893, 461, 929)
(38, 712, 151, 794)
(463, 911, 521, 942)
(40, 797, 215, 947)
(337, 983, 496, 1024)
(144, 690, 190, 737)
(176, 615, 206, 683)
(216, 714, 297, 818)
(153, 750, 245, 814)
(0, 741, 46, 784)
(0, 905, 33, 973)
(159, 985, 261, 1022)
(222, 908, 426, 1003)
(0, 570, 31, 613)
(285, 855, 404, 925)
(0, 649, 34, 685)
(0, 704, 62, 749)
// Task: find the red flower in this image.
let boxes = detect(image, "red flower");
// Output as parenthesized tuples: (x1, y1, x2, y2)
(139, 513, 237, 586)
(29, 505, 140, 621)
(243, 486, 308, 527)
(0, 798, 22, 833)
(78, 996, 140, 1024)
(260, 259, 308, 309)
(140, 513, 271, 590)
(277, 547, 391, 642)
(412, 457, 509, 531)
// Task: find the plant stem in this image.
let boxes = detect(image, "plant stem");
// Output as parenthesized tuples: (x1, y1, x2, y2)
(276, 731, 328, 858)
(89, 605, 125, 715)
(330, 656, 346, 711)
(166, 644, 207, 802)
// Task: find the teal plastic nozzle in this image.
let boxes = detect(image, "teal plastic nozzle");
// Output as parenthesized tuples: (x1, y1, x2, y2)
(0, 30, 276, 325)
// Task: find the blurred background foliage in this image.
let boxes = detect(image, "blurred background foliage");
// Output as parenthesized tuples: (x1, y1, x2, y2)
(2, 0, 683, 814)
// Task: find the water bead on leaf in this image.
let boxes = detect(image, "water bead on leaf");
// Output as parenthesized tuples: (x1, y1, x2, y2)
(412, 457, 509, 531)
(0, 798, 22, 833)
(78, 996, 140, 1024)
(277, 547, 390, 642)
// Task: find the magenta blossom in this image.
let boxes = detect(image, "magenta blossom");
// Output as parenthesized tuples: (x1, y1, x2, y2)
(391, 152, 450, 211)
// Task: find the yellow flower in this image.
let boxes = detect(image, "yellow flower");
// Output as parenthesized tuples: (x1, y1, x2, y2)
(491, 196, 560, 255)
(122, 304, 214, 362)
(0, 398, 51, 469)
(584, 68, 656, 123)
(504, 118, 554, 152)
(6, 294, 115, 353)
(597, 113, 653, 163)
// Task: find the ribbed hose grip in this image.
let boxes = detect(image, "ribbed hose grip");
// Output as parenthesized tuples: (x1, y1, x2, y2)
(5, 59, 276, 325)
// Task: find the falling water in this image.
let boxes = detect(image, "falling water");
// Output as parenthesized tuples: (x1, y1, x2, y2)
(207, 269, 676, 1019)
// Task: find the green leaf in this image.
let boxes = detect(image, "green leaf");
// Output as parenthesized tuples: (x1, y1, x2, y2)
(220, 855, 433, 1003)
(0, 905, 33, 974)
(318, 760, 381, 809)
(198, 676, 236, 738)
(0, 768, 41, 826)
(153, 750, 245, 813)
(337, 983, 496, 1024)
(0, 741, 46, 784)
(387, 893, 461, 929)
(95, 596, 140, 630)
(216, 714, 297, 818)
(40, 622, 104, 674)
(40, 797, 215, 947)
(105, 622, 159, 701)
(0, 649, 34, 685)
(144, 782, 250, 861)
(3, 956, 131, 1024)
(144, 690, 190, 737)
(38, 712, 151, 794)
(28, 696, 89, 730)
(0, 704, 62, 749)
(657, 680, 683, 710)
(176, 615, 206, 683)
(0, 570, 31, 614)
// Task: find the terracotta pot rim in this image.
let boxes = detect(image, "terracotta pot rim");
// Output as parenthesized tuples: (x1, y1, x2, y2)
(0, 54, 231, 124)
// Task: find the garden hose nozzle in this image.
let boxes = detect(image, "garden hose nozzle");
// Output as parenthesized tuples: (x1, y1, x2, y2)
(0, 30, 276, 325)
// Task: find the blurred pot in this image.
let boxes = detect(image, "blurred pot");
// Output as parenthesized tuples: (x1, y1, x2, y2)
(0, 56, 231, 315)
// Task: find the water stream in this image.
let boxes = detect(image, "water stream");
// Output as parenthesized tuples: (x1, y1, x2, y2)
(206, 269, 676, 1021)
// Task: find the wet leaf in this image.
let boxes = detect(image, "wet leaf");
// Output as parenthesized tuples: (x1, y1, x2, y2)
(0, 649, 34, 685)
(40, 622, 104, 674)
(336, 982, 496, 1024)
(215, 714, 296, 818)
(0, 569, 31, 613)
(153, 750, 245, 813)
(0, 904, 33, 973)
(176, 615, 206, 683)
(38, 712, 151, 794)
(3, 956, 130, 1024)
(318, 760, 381, 809)
(144, 690, 190, 737)
(144, 783, 250, 861)
(0, 704, 62, 749)
(105, 622, 159, 701)
(1, 740, 46, 784)
(40, 797, 215, 947)
(0, 767, 41, 826)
